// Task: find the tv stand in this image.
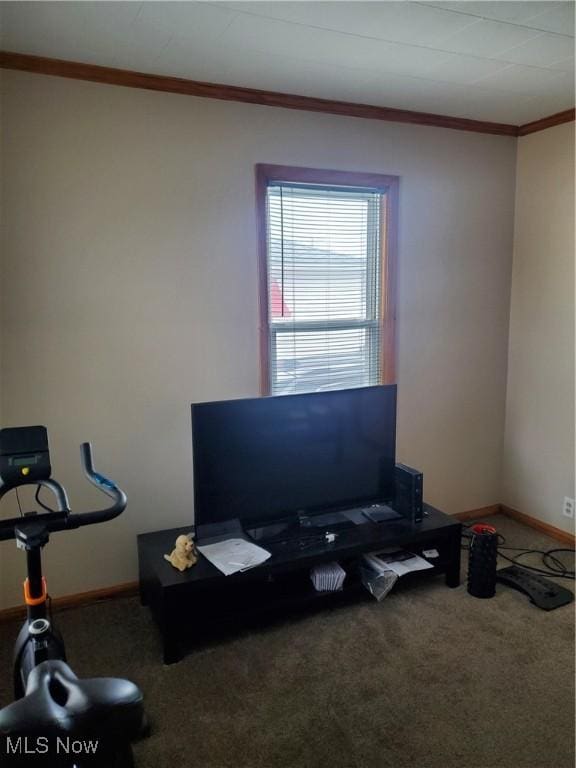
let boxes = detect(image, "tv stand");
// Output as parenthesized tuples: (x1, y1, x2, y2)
(137, 505, 461, 664)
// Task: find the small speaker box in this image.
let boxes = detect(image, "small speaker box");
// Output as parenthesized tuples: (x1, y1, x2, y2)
(394, 463, 423, 523)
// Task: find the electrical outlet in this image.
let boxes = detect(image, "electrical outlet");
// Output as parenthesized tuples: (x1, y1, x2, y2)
(562, 497, 575, 518)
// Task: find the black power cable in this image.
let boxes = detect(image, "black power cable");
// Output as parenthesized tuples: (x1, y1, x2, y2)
(35, 484, 56, 513)
(461, 524, 575, 581)
(543, 549, 575, 578)
(15, 488, 23, 517)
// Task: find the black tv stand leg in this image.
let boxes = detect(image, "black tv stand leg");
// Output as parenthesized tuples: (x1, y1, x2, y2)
(445, 528, 462, 588)
(162, 617, 183, 665)
(160, 607, 183, 665)
(163, 638, 182, 666)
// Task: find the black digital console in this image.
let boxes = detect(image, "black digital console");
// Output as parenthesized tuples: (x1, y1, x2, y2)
(0, 426, 52, 491)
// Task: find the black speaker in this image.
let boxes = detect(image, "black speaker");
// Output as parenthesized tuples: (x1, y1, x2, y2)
(393, 463, 423, 523)
(467, 524, 498, 598)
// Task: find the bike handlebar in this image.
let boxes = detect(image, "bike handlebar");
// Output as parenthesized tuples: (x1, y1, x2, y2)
(69, 442, 127, 527)
(0, 442, 127, 541)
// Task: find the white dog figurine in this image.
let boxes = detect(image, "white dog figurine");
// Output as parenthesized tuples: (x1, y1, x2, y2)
(164, 534, 198, 572)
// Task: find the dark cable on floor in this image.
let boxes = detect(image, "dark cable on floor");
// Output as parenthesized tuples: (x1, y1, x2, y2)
(543, 549, 575, 578)
(461, 524, 575, 580)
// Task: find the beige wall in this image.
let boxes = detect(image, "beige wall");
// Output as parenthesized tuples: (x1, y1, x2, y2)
(0, 71, 516, 608)
(502, 122, 575, 533)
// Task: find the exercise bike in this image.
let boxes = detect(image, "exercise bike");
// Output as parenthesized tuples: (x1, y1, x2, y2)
(0, 426, 145, 766)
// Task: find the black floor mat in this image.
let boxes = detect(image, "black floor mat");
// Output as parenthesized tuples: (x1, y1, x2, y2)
(496, 565, 574, 610)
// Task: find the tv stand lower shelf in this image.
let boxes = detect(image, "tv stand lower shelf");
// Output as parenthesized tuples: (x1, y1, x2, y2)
(137, 505, 461, 664)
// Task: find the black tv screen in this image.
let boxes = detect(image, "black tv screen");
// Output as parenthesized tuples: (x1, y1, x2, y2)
(192, 385, 396, 530)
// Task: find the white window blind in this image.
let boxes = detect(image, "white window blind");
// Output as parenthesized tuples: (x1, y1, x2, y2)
(266, 182, 384, 396)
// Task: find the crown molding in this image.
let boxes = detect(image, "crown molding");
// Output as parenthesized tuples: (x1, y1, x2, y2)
(517, 108, 576, 136)
(0, 50, 518, 136)
(1, 51, 573, 138)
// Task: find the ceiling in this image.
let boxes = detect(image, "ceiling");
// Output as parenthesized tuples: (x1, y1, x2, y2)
(0, 1, 574, 125)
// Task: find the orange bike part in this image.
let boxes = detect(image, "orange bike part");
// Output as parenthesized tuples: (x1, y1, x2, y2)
(23, 577, 47, 606)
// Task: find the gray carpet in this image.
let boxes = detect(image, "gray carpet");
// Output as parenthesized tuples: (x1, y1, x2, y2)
(1, 514, 574, 768)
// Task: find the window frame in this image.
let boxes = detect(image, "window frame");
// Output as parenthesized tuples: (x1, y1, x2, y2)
(256, 164, 399, 396)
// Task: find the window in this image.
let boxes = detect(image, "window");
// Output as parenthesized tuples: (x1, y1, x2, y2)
(256, 165, 398, 396)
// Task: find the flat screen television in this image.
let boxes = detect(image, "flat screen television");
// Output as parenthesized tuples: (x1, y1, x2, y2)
(191, 385, 397, 538)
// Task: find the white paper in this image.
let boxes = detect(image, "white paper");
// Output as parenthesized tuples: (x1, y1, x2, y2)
(364, 550, 434, 578)
(197, 538, 271, 576)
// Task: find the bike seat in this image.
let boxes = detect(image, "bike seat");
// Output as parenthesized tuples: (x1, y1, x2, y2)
(0, 660, 144, 742)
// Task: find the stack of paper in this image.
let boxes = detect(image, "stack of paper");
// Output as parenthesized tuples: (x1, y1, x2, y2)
(197, 538, 271, 576)
(361, 549, 433, 601)
(364, 549, 434, 578)
(310, 561, 347, 592)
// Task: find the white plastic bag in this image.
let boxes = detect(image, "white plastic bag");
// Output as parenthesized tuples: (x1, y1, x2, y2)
(360, 564, 398, 601)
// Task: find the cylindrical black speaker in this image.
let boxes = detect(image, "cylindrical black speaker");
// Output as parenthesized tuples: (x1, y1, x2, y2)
(467, 523, 498, 598)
